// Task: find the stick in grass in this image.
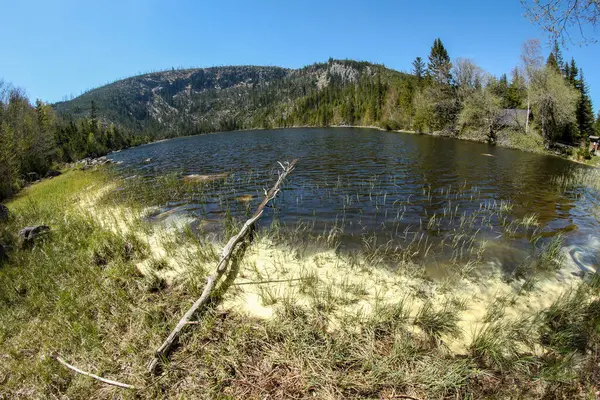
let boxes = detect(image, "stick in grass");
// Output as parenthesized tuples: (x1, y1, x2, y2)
(147, 159, 297, 375)
(53, 354, 138, 390)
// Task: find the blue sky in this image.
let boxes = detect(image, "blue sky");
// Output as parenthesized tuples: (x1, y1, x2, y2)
(1, 0, 598, 111)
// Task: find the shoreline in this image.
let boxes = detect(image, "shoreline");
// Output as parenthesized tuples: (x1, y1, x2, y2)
(113, 124, 596, 167)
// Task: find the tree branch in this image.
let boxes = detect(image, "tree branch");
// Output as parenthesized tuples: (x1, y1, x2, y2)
(147, 160, 298, 375)
(53, 354, 138, 390)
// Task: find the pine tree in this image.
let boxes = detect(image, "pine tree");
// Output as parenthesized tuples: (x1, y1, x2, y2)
(552, 40, 564, 72)
(506, 68, 526, 109)
(594, 111, 600, 135)
(576, 70, 595, 142)
(563, 62, 570, 80)
(412, 57, 426, 81)
(566, 58, 579, 87)
(427, 38, 452, 85)
(496, 73, 510, 106)
(546, 52, 560, 73)
(90, 100, 98, 124)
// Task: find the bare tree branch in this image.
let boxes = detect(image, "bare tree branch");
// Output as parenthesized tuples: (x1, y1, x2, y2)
(521, 0, 600, 45)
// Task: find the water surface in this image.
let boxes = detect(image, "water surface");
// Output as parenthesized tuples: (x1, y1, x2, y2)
(109, 128, 600, 274)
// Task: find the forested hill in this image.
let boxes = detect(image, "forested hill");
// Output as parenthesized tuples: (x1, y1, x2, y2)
(3, 40, 598, 200)
(54, 60, 409, 138)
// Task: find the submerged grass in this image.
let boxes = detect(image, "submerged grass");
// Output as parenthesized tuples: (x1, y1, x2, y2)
(0, 167, 598, 399)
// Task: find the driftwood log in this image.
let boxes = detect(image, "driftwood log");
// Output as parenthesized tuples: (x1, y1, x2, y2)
(147, 160, 297, 374)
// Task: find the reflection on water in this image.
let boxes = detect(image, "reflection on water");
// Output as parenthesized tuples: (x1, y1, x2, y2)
(108, 128, 600, 273)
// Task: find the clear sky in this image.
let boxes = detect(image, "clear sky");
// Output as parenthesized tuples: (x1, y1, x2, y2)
(1, 0, 598, 111)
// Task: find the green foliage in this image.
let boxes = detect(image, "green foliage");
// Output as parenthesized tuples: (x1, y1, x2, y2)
(412, 56, 426, 81)
(546, 52, 559, 73)
(0, 80, 142, 200)
(458, 86, 504, 143)
(427, 38, 452, 85)
(506, 68, 527, 109)
(0, 82, 57, 199)
(575, 70, 595, 142)
(530, 67, 579, 145)
(546, 41, 564, 75)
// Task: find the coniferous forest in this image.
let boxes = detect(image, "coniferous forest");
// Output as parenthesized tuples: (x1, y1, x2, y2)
(1, 39, 599, 200)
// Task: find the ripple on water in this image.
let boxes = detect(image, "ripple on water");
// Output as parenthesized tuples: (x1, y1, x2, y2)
(109, 128, 600, 273)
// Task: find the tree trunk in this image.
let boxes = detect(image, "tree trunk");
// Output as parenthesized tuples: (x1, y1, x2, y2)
(526, 98, 531, 134)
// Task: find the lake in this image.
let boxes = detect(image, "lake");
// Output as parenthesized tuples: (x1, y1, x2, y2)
(108, 127, 600, 275)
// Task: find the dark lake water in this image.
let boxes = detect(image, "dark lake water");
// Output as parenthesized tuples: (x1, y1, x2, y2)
(108, 128, 600, 274)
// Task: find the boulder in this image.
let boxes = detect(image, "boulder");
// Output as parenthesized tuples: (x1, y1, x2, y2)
(0, 204, 9, 222)
(77, 157, 114, 169)
(18, 225, 50, 248)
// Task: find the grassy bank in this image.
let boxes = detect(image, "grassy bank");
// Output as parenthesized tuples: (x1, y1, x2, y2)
(0, 168, 599, 399)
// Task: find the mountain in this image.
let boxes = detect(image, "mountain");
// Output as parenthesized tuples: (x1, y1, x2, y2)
(53, 60, 414, 137)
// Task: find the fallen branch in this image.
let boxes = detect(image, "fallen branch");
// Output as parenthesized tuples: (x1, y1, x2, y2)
(53, 354, 138, 390)
(147, 160, 297, 374)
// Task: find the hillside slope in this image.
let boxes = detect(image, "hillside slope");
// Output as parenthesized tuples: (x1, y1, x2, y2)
(54, 60, 411, 137)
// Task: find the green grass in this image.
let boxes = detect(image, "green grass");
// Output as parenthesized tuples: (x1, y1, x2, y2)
(7, 169, 108, 210)
(0, 167, 599, 399)
(414, 299, 463, 341)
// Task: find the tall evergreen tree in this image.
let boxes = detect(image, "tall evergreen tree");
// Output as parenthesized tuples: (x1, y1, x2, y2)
(552, 40, 564, 71)
(489, 74, 510, 107)
(427, 38, 452, 85)
(576, 70, 595, 142)
(90, 100, 98, 124)
(563, 62, 571, 81)
(506, 68, 527, 109)
(412, 57, 426, 81)
(546, 52, 560, 73)
(566, 58, 579, 87)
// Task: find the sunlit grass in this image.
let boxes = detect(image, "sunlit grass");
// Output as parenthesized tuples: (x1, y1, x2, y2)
(0, 166, 597, 399)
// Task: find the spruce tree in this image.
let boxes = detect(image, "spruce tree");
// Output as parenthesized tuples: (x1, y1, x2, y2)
(576, 70, 595, 141)
(552, 40, 564, 72)
(412, 57, 426, 81)
(90, 100, 99, 136)
(563, 62, 570, 80)
(506, 68, 526, 109)
(427, 38, 452, 85)
(546, 52, 560, 73)
(490, 74, 510, 107)
(567, 58, 579, 87)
